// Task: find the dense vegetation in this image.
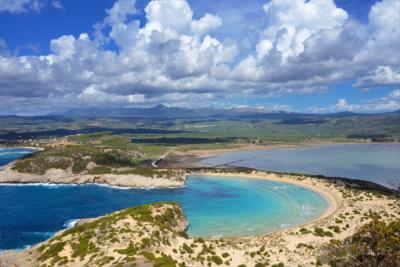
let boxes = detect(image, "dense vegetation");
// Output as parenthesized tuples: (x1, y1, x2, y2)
(320, 219, 400, 267)
(10, 134, 181, 178)
(13, 145, 135, 175)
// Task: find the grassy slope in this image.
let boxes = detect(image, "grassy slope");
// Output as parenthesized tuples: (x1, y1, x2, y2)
(33, 202, 187, 267)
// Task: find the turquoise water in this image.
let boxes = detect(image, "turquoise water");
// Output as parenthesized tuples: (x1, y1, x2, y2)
(201, 144, 400, 188)
(0, 148, 327, 250)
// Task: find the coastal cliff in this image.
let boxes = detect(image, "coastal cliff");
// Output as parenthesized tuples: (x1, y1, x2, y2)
(0, 164, 185, 188)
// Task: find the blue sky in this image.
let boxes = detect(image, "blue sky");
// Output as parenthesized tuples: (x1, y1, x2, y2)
(0, 0, 399, 115)
(0, 0, 377, 54)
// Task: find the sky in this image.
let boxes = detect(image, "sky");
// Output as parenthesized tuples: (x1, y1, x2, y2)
(0, 0, 399, 115)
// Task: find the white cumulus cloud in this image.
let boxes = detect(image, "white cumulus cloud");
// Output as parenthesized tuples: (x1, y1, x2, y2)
(0, 0, 400, 114)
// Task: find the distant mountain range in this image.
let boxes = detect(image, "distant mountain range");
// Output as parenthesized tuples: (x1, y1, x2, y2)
(51, 104, 400, 120)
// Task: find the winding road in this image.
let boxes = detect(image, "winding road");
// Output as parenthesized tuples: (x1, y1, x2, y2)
(151, 147, 175, 168)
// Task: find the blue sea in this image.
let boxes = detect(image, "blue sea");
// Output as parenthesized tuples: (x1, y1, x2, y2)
(0, 148, 327, 250)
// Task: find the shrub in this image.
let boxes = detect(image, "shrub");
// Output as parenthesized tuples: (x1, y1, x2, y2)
(177, 231, 189, 239)
(296, 243, 314, 249)
(299, 227, 312, 234)
(221, 252, 229, 258)
(182, 243, 194, 254)
(210, 255, 223, 265)
(313, 227, 333, 237)
(328, 225, 341, 233)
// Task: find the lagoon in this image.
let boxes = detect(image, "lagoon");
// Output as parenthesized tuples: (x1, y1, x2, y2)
(200, 144, 400, 188)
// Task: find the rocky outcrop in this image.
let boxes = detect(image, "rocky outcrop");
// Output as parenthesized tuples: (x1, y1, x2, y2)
(0, 164, 185, 188)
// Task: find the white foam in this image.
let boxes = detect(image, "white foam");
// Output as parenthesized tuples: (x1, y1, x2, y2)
(63, 219, 79, 228)
(0, 245, 31, 253)
(16, 244, 31, 251)
(92, 183, 183, 190)
(0, 183, 77, 188)
(30, 231, 54, 238)
(0, 182, 183, 190)
(91, 183, 134, 190)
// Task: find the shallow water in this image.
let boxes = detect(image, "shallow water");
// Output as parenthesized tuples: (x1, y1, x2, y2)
(0, 148, 327, 250)
(200, 144, 400, 188)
